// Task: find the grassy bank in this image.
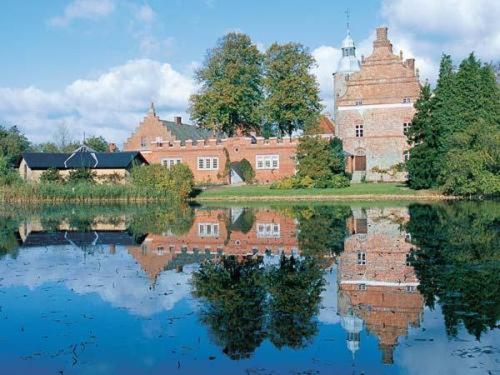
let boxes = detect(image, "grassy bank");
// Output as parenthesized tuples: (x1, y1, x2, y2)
(194, 183, 453, 202)
(0, 183, 177, 204)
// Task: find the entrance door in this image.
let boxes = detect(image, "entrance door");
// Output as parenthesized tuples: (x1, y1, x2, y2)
(354, 156, 366, 171)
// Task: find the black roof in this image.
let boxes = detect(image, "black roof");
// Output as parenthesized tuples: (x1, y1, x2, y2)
(21, 230, 144, 247)
(21, 147, 148, 170)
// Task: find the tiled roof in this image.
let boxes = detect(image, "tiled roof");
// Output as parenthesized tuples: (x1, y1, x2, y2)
(162, 121, 226, 144)
(21, 149, 147, 170)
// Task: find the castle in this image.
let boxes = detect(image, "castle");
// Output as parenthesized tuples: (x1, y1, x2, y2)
(124, 27, 420, 184)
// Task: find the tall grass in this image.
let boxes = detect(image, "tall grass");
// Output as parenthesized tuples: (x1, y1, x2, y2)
(0, 182, 178, 203)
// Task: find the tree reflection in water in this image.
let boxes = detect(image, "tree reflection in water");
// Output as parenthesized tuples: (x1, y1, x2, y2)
(192, 254, 325, 358)
(191, 256, 267, 359)
(407, 201, 500, 339)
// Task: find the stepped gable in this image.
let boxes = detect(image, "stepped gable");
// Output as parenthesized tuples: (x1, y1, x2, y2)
(337, 27, 421, 107)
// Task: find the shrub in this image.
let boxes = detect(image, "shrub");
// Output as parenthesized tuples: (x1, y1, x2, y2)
(238, 158, 255, 183)
(130, 164, 194, 200)
(270, 176, 298, 190)
(0, 156, 21, 186)
(299, 175, 314, 188)
(169, 164, 195, 199)
(67, 168, 96, 184)
(40, 168, 63, 183)
(314, 174, 350, 188)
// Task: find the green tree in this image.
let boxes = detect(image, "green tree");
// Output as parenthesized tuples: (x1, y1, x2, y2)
(263, 43, 322, 137)
(84, 136, 109, 152)
(267, 255, 325, 349)
(406, 83, 441, 189)
(296, 136, 346, 182)
(192, 256, 267, 359)
(190, 32, 263, 136)
(406, 202, 500, 339)
(0, 125, 31, 167)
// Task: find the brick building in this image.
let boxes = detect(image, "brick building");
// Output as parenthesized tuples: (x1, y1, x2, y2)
(337, 207, 424, 363)
(124, 103, 334, 184)
(126, 207, 300, 283)
(334, 27, 421, 182)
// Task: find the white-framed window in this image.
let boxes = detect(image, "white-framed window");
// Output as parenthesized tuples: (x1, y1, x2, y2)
(403, 97, 411, 103)
(405, 285, 416, 293)
(357, 252, 366, 265)
(161, 158, 182, 169)
(156, 246, 164, 255)
(153, 136, 164, 147)
(358, 284, 367, 291)
(404, 150, 410, 161)
(355, 99, 363, 106)
(197, 156, 219, 170)
(140, 137, 148, 148)
(405, 253, 412, 266)
(355, 125, 364, 137)
(256, 155, 279, 170)
(403, 122, 412, 135)
(198, 223, 219, 237)
(257, 223, 280, 238)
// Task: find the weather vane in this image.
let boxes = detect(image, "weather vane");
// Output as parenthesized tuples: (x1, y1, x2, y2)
(345, 9, 350, 33)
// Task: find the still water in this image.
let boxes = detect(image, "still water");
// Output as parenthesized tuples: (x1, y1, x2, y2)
(0, 202, 498, 375)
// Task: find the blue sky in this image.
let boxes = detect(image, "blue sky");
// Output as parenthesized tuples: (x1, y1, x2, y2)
(0, 0, 498, 145)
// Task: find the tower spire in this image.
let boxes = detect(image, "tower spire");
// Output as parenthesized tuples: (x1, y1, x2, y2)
(345, 9, 350, 35)
(149, 102, 156, 116)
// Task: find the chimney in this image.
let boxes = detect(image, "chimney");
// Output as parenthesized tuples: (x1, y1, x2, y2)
(174, 116, 182, 125)
(376, 27, 388, 41)
(373, 27, 393, 54)
(108, 143, 117, 153)
(406, 58, 415, 72)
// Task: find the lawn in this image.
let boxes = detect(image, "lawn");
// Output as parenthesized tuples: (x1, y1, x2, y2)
(194, 183, 445, 201)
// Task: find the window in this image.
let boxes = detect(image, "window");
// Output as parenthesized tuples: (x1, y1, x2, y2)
(403, 122, 411, 135)
(405, 285, 416, 293)
(257, 223, 280, 238)
(403, 97, 411, 103)
(404, 150, 410, 161)
(197, 157, 219, 170)
(405, 253, 412, 266)
(256, 155, 279, 170)
(155, 136, 163, 147)
(357, 252, 366, 265)
(140, 137, 147, 147)
(355, 125, 364, 137)
(355, 99, 363, 106)
(161, 158, 182, 169)
(358, 284, 367, 291)
(198, 223, 219, 237)
(156, 246, 164, 255)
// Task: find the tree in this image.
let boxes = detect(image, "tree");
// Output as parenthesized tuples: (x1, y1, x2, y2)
(438, 55, 500, 196)
(190, 32, 263, 136)
(84, 136, 109, 152)
(263, 43, 322, 137)
(0, 125, 30, 167)
(406, 83, 441, 189)
(406, 202, 500, 339)
(296, 136, 346, 182)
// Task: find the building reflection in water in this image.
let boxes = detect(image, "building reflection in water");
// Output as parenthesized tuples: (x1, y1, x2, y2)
(13, 205, 426, 364)
(338, 207, 424, 364)
(126, 208, 299, 285)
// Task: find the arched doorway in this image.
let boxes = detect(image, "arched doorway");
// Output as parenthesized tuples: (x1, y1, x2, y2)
(354, 148, 366, 172)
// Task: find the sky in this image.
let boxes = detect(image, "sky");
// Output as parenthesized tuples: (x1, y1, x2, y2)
(0, 0, 499, 146)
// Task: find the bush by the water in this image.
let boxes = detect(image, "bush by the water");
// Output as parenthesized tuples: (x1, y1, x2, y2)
(270, 174, 349, 190)
(130, 163, 194, 199)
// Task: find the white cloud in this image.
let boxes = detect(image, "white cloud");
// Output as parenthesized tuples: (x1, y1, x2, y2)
(49, 0, 115, 27)
(0, 59, 196, 145)
(136, 4, 155, 23)
(381, 0, 500, 77)
(311, 46, 341, 114)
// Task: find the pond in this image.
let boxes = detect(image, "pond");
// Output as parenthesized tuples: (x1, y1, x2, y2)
(0, 201, 498, 374)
